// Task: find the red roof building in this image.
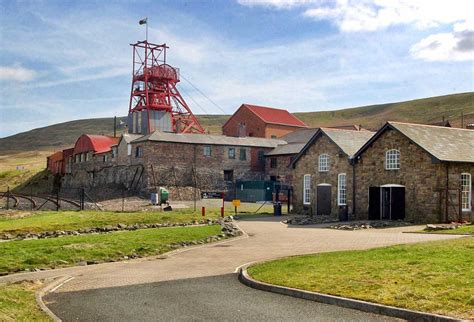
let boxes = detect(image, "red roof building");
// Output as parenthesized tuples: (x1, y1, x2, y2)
(73, 134, 119, 156)
(46, 151, 64, 175)
(223, 104, 308, 139)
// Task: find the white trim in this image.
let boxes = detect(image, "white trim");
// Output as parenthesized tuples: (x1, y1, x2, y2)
(303, 174, 311, 205)
(318, 154, 330, 172)
(337, 173, 347, 206)
(385, 149, 400, 170)
(461, 173, 472, 211)
(380, 184, 405, 188)
(317, 183, 332, 186)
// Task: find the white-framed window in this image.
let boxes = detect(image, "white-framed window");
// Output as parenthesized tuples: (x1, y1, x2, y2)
(338, 173, 347, 206)
(319, 154, 329, 172)
(203, 146, 212, 157)
(127, 144, 132, 156)
(103, 154, 108, 162)
(303, 174, 311, 205)
(135, 146, 143, 158)
(385, 149, 400, 170)
(112, 147, 117, 158)
(461, 173, 472, 211)
(228, 147, 235, 159)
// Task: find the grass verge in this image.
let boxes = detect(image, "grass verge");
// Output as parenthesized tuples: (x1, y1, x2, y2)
(248, 238, 474, 320)
(0, 281, 51, 321)
(0, 225, 221, 274)
(0, 209, 259, 236)
(422, 224, 474, 235)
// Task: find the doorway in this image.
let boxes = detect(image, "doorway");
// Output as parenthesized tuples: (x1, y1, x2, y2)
(368, 185, 405, 220)
(316, 184, 332, 216)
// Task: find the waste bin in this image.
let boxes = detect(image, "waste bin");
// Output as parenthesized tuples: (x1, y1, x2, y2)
(159, 187, 169, 205)
(338, 205, 348, 221)
(273, 202, 282, 216)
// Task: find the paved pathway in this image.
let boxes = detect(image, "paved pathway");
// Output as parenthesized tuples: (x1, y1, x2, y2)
(1, 217, 463, 320)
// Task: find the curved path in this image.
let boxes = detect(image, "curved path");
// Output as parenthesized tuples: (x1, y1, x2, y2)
(1, 217, 463, 321)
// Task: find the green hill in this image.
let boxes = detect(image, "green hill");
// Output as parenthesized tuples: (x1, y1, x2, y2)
(0, 92, 472, 155)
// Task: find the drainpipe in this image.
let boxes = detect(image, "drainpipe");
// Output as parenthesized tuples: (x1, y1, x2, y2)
(351, 158, 357, 220)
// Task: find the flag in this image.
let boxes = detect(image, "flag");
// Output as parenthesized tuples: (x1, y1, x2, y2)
(139, 18, 147, 25)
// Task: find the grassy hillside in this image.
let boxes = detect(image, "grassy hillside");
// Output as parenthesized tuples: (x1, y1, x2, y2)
(294, 92, 474, 130)
(0, 92, 472, 155)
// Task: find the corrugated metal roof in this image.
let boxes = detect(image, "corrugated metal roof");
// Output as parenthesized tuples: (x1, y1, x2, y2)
(245, 104, 308, 127)
(266, 143, 306, 156)
(73, 134, 119, 155)
(133, 131, 286, 148)
(321, 128, 375, 157)
(388, 122, 474, 163)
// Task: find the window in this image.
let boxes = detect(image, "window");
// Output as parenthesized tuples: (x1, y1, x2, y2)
(135, 146, 143, 158)
(75, 154, 80, 163)
(461, 173, 472, 211)
(239, 148, 247, 161)
(203, 146, 212, 157)
(112, 147, 117, 158)
(103, 154, 108, 162)
(85, 153, 91, 162)
(303, 174, 311, 205)
(270, 158, 277, 168)
(271, 135, 277, 139)
(224, 170, 234, 181)
(127, 144, 132, 156)
(319, 154, 329, 172)
(257, 150, 265, 161)
(338, 173, 347, 206)
(228, 148, 235, 159)
(385, 149, 400, 170)
(79, 153, 84, 162)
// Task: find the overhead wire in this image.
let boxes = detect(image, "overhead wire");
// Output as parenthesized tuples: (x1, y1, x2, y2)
(180, 74, 228, 115)
(178, 85, 210, 115)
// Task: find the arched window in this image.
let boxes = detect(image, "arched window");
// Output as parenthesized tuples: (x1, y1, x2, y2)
(385, 149, 400, 170)
(319, 154, 330, 172)
(461, 173, 472, 211)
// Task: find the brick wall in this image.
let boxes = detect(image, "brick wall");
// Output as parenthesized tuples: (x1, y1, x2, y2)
(265, 124, 305, 139)
(223, 107, 266, 137)
(354, 128, 474, 223)
(292, 134, 354, 218)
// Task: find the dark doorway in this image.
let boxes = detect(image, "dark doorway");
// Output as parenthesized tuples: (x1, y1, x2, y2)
(369, 186, 405, 220)
(368, 187, 381, 220)
(224, 170, 233, 182)
(316, 185, 331, 216)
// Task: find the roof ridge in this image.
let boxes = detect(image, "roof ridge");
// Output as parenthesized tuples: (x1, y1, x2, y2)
(389, 121, 473, 131)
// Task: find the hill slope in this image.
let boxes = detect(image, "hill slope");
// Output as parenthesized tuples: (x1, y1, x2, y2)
(0, 92, 472, 155)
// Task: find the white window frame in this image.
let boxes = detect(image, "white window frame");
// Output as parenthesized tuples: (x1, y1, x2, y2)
(127, 144, 132, 156)
(203, 146, 212, 157)
(461, 173, 472, 211)
(338, 173, 347, 206)
(318, 154, 329, 172)
(385, 149, 400, 170)
(228, 147, 235, 159)
(303, 174, 311, 205)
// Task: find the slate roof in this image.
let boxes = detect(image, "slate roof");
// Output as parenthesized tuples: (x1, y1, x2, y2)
(120, 133, 144, 144)
(322, 128, 375, 157)
(291, 128, 375, 167)
(383, 122, 474, 163)
(132, 131, 286, 148)
(266, 143, 306, 156)
(280, 128, 319, 143)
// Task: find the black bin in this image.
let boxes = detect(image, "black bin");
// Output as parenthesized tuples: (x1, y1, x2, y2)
(338, 205, 348, 221)
(274, 202, 282, 216)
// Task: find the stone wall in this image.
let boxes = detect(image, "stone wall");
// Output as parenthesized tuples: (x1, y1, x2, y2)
(265, 155, 294, 185)
(292, 134, 354, 219)
(354, 128, 474, 223)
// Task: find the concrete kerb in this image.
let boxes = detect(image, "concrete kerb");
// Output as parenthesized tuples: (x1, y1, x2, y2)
(238, 265, 464, 322)
(35, 276, 74, 322)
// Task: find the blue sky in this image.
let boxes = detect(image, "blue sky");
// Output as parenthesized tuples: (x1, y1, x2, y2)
(0, 0, 473, 137)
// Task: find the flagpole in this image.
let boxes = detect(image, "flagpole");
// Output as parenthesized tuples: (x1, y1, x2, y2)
(146, 20, 148, 42)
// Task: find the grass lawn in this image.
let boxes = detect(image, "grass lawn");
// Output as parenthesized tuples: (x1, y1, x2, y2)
(0, 209, 258, 236)
(0, 281, 51, 321)
(248, 238, 474, 320)
(423, 224, 474, 235)
(0, 225, 221, 274)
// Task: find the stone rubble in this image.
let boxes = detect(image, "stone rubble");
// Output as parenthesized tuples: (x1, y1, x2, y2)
(424, 223, 461, 231)
(283, 216, 336, 225)
(0, 217, 240, 241)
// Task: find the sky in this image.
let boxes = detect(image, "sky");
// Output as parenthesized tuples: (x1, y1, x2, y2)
(0, 0, 473, 138)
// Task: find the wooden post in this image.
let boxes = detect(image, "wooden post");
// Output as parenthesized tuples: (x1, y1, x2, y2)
(6, 186, 10, 210)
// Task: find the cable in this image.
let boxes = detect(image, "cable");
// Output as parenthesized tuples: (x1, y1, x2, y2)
(178, 85, 210, 115)
(180, 74, 228, 115)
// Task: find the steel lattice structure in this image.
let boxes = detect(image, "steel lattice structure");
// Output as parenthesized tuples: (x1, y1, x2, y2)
(128, 41, 205, 134)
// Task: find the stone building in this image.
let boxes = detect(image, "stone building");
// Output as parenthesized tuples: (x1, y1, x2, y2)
(265, 128, 318, 184)
(353, 122, 474, 223)
(222, 104, 308, 138)
(291, 128, 375, 220)
(129, 131, 284, 195)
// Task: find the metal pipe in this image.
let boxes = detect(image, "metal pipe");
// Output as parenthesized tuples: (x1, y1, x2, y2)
(445, 163, 449, 223)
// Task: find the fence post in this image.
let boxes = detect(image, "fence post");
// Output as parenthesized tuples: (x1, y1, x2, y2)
(56, 188, 60, 211)
(6, 186, 10, 210)
(122, 186, 125, 212)
(201, 206, 205, 217)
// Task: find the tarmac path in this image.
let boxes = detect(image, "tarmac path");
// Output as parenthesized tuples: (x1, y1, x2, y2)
(1, 216, 463, 321)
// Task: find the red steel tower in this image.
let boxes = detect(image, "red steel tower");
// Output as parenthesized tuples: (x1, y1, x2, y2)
(127, 41, 205, 134)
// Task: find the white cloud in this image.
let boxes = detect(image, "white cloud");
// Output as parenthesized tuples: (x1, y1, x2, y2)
(410, 30, 474, 62)
(237, 0, 317, 9)
(0, 65, 37, 82)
